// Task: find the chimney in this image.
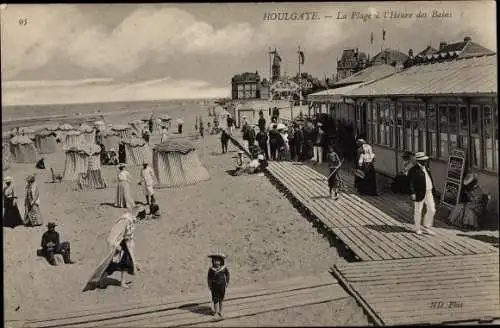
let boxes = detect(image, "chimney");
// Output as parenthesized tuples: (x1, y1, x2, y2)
(439, 41, 447, 50)
(464, 36, 471, 42)
(408, 49, 414, 57)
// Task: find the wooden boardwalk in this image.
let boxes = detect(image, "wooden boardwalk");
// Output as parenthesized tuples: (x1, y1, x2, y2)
(13, 274, 347, 328)
(331, 253, 500, 325)
(267, 161, 498, 261)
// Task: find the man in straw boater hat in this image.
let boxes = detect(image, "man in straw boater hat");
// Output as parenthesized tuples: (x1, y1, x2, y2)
(407, 152, 437, 235)
(39, 222, 75, 265)
(139, 161, 156, 205)
(207, 252, 230, 319)
(84, 206, 146, 291)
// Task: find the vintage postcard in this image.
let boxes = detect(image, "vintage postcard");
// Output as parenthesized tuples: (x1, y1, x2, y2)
(2, 2, 498, 327)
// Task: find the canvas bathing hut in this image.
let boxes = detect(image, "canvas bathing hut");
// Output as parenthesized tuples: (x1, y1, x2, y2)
(111, 124, 132, 140)
(20, 127, 36, 140)
(129, 120, 145, 136)
(123, 137, 152, 166)
(78, 143, 106, 189)
(99, 129, 120, 151)
(34, 129, 57, 154)
(153, 141, 210, 188)
(63, 144, 90, 181)
(64, 130, 83, 149)
(79, 123, 96, 144)
(9, 135, 37, 164)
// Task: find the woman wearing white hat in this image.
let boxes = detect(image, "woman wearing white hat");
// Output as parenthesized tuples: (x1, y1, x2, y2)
(3, 177, 24, 228)
(407, 152, 436, 235)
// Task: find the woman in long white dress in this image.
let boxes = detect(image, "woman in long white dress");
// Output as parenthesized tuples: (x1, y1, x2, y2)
(115, 164, 135, 209)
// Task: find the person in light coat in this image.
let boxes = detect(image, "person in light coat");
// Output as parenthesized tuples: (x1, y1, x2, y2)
(407, 152, 436, 235)
(139, 162, 156, 205)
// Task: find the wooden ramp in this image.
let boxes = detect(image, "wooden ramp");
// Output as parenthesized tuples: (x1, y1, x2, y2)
(266, 161, 498, 261)
(331, 253, 500, 325)
(16, 273, 348, 328)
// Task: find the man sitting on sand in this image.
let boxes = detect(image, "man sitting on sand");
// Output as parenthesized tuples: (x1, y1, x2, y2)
(39, 222, 74, 266)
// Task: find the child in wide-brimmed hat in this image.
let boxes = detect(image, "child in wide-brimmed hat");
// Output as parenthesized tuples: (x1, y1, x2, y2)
(207, 253, 230, 319)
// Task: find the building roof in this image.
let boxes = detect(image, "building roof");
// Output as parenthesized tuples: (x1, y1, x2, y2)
(338, 49, 367, 67)
(347, 55, 497, 97)
(334, 64, 397, 87)
(417, 46, 438, 57)
(412, 38, 495, 64)
(232, 72, 260, 83)
(370, 49, 409, 64)
(308, 83, 367, 103)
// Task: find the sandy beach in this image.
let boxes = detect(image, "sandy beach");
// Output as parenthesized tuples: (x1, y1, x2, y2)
(3, 106, 369, 326)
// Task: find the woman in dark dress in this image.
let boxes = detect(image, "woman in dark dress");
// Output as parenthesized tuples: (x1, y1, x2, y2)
(118, 142, 126, 164)
(3, 177, 24, 228)
(357, 141, 378, 196)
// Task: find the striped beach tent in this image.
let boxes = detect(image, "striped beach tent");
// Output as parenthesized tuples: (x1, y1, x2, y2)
(152, 141, 210, 188)
(34, 129, 57, 154)
(111, 124, 132, 140)
(123, 137, 152, 166)
(3, 133, 11, 170)
(57, 123, 74, 141)
(64, 130, 83, 149)
(79, 124, 96, 144)
(62, 144, 89, 181)
(101, 129, 120, 151)
(45, 124, 59, 132)
(9, 135, 37, 164)
(94, 120, 106, 132)
(78, 143, 106, 189)
(129, 120, 145, 135)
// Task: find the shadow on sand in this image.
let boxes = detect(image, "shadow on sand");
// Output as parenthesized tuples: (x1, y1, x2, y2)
(178, 303, 213, 316)
(82, 277, 123, 292)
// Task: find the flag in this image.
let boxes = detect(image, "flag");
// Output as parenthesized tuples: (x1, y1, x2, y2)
(382, 29, 386, 41)
(370, 32, 374, 45)
(299, 50, 305, 65)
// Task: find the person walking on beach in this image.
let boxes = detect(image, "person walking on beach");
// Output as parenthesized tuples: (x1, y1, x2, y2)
(84, 206, 145, 291)
(220, 128, 230, 154)
(24, 174, 43, 227)
(327, 145, 342, 200)
(207, 253, 230, 319)
(226, 115, 234, 135)
(177, 118, 184, 134)
(3, 177, 24, 228)
(115, 164, 135, 209)
(139, 162, 156, 205)
(408, 152, 436, 235)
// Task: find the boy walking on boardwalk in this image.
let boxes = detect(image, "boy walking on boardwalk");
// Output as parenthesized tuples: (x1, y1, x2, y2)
(207, 253, 230, 319)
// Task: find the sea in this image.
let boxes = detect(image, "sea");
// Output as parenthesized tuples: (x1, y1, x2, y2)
(1, 99, 211, 130)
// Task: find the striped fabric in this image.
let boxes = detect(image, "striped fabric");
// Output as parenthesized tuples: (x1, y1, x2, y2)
(34, 134, 57, 154)
(111, 125, 132, 140)
(63, 150, 89, 181)
(81, 130, 96, 144)
(124, 138, 152, 166)
(153, 148, 210, 188)
(2, 141, 10, 170)
(9, 136, 37, 164)
(153, 141, 195, 154)
(64, 131, 83, 149)
(78, 169, 106, 189)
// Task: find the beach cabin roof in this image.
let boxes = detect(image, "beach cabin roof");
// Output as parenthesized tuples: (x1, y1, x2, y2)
(21, 127, 36, 134)
(66, 130, 82, 136)
(10, 135, 34, 145)
(123, 137, 146, 147)
(111, 124, 131, 131)
(35, 129, 57, 137)
(153, 141, 195, 154)
(333, 64, 397, 87)
(308, 83, 367, 103)
(63, 143, 101, 156)
(79, 124, 94, 132)
(58, 123, 74, 131)
(347, 54, 497, 98)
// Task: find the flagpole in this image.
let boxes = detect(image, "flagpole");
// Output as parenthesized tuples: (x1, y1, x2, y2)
(298, 45, 302, 107)
(268, 47, 272, 83)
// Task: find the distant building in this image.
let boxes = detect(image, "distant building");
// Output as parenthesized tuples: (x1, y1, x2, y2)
(231, 72, 270, 100)
(336, 48, 368, 81)
(404, 37, 494, 68)
(369, 48, 409, 69)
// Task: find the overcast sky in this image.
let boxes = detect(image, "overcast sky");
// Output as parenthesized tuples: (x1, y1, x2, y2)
(1, 2, 496, 105)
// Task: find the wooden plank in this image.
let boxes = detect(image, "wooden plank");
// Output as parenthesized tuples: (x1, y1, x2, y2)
(349, 272, 499, 286)
(339, 226, 399, 260)
(384, 307, 500, 325)
(356, 281, 498, 295)
(361, 289, 498, 302)
(151, 288, 346, 327)
(364, 294, 499, 307)
(23, 274, 334, 326)
(331, 227, 381, 261)
(335, 253, 499, 271)
(95, 284, 343, 327)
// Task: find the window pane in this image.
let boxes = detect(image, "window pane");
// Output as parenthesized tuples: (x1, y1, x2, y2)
(483, 105, 494, 170)
(448, 106, 458, 151)
(439, 105, 449, 158)
(470, 105, 481, 168)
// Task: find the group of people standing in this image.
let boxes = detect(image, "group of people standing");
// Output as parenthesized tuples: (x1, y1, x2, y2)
(3, 174, 43, 228)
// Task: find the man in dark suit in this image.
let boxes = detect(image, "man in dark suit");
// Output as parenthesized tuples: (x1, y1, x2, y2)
(407, 152, 437, 235)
